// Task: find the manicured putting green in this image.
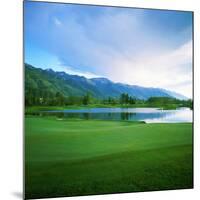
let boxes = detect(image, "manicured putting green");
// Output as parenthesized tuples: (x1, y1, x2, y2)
(25, 116, 193, 199)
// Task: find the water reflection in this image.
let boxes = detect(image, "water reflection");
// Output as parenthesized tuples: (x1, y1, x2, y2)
(33, 107, 192, 123)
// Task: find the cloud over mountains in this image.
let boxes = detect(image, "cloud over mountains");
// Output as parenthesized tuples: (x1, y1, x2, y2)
(25, 2, 193, 98)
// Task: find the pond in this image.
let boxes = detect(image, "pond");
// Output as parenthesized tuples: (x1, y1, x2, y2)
(36, 107, 192, 123)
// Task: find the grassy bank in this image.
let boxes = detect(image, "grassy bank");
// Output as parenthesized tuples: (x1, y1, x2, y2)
(25, 116, 193, 199)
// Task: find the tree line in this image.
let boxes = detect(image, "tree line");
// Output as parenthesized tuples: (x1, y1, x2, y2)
(25, 90, 193, 109)
(25, 90, 139, 106)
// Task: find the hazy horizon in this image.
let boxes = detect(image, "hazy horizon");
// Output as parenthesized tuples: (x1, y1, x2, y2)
(25, 2, 193, 98)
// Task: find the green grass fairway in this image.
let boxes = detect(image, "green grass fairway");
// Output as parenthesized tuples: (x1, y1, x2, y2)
(25, 116, 193, 199)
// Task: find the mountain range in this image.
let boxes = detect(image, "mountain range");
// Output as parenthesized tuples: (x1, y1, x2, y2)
(25, 63, 188, 100)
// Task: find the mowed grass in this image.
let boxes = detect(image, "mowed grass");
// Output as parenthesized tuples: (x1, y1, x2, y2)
(25, 116, 193, 199)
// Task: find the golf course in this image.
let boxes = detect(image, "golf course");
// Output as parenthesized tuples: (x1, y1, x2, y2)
(25, 116, 193, 199)
(24, 3, 193, 199)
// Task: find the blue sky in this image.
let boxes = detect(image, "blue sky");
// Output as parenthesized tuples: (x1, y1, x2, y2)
(24, 1, 193, 98)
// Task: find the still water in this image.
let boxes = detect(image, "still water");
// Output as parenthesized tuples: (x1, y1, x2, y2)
(38, 107, 192, 123)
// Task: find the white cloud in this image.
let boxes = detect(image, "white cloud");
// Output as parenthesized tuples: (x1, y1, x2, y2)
(54, 17, 62, 26)
(55, 64, 101, 79)
(103, 40, 192, 98)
